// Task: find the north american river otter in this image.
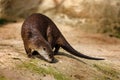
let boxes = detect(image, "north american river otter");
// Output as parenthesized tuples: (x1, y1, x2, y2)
(21, 13, 104, 63)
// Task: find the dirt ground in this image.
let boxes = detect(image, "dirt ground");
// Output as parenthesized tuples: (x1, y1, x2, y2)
(0, 21, 120, 80)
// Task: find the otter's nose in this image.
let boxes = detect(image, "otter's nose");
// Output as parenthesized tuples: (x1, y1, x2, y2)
(49, 58, 58, 63)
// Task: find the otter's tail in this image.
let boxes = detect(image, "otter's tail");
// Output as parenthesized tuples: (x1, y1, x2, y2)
(61, 38, 104, 60)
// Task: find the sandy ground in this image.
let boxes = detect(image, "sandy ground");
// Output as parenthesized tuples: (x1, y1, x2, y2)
(0, 22, 120, 80)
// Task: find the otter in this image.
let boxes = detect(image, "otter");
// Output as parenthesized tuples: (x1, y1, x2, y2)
(21, 13, 104, 63)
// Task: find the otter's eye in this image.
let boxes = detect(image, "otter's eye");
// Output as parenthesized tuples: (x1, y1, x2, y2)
(43, 47, 46, 50)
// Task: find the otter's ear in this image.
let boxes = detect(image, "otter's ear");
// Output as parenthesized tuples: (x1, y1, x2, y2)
(47, 26, 53, 44)
(47, 26, 52, 36)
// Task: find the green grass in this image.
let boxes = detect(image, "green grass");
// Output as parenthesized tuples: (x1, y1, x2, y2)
(93, 64, 120, 80)
(18, 60, 70, 80)
(112, 27, 120, 38)
(0, 19, 8, 25)
(0, 18, 16, 25)
(0, 75, 7, 80)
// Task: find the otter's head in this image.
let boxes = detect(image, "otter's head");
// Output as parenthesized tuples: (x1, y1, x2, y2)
(36, 42, 55, 63)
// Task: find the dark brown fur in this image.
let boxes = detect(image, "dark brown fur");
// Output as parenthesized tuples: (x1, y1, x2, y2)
(21, 13, 104, 63)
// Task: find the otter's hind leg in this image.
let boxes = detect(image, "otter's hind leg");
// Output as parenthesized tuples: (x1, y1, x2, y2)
(54, 45, 60, 55)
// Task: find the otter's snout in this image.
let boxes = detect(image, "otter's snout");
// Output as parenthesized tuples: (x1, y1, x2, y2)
(37, 49, 57, 63)
(46, 54, 56, 63)
(48, 58, 58, 63)
(44, 53, 57, 63)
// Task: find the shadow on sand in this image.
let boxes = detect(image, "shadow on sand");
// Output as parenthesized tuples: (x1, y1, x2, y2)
(31, 51, 86, 64)
(55, 52, 87, 64)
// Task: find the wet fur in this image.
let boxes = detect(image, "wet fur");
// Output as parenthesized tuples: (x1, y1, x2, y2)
(21, 13, 104, 62)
